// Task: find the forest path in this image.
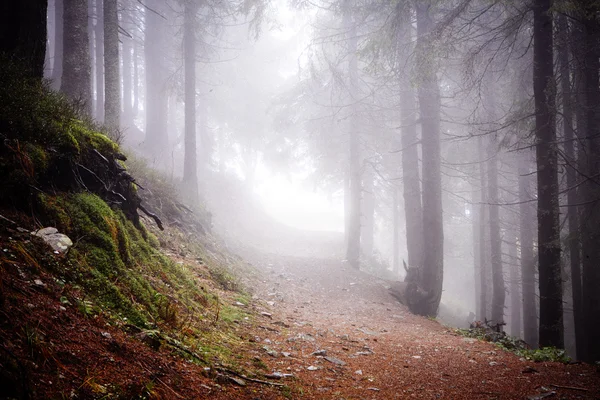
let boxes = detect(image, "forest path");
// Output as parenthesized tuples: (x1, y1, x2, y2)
(237, 250, 600, 399)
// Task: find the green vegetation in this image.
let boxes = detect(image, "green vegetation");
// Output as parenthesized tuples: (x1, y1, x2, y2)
(0, 59, 252, 372)
(455, 325, 571, 363)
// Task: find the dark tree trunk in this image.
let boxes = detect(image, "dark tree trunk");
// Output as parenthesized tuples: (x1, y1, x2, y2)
(519, 151, 538, 348)
(103, 0, 119, 131)
(132, 36, 139, 118)
(415, 1, 443, 316)
(0, 0, 48, 79)
(576, 2, 600, 362)
(533, 0, 563, 349)
(144, 0, 168, 162)
(61, 0, 92, 114)
(182, 1, 198, 203)
(508, 225, 521, 338)
(51, 0, 63, 89)
(558, 13, 584, 360)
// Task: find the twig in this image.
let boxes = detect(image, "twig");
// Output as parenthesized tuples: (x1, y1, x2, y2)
(0, 214, 17, 225)
(215, 367, 285, 387)
(137, 361, 184, 399)
(549, 384, 588, 392)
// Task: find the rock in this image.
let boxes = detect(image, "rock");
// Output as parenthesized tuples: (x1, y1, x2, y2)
(101, 332, 113, 340)
(34, 279, 45, 287)
(355, 369, 363, 375)
(264, 372, 284, 379)
(262, 346, 278, 357)
(324, 356, 346, 366)
(260, 311, 272, 318)
(307, 366, 318, 371)
(281, 352, 291, 357)
(311, 349, 327, 356)
(234, 301, 246, 307)
(33, 227, 73, 254)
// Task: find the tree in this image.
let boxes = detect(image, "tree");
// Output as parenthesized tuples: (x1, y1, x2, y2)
(533, 0, 563, 348)
(103, 0, 120, 131)
(414, 0, 443, 316)
(61, 0, 92, 113)
(182, 0, 199, 203)
(0, 0, 48, 79)
(51, 0, 64, 89)
(144, 0, 169, 161)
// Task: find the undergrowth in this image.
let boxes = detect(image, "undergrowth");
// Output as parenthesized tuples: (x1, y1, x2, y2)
(0, 58, 253, 376)
(455, 322, 570, 363)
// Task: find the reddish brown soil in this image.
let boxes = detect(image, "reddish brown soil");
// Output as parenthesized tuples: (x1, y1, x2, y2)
(1, 226, 599, 399)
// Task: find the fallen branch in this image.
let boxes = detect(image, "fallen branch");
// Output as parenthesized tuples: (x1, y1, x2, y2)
(215, 367, 285, 387)
(550, 384, 588, 392)
(138, 204, 164, 231)
(0, 214, 17, 225)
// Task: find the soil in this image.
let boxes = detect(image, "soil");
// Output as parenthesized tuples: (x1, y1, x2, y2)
(1, 226, 599, 399)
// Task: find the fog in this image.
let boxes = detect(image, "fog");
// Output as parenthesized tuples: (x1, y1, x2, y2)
(43, 0, 600, 358)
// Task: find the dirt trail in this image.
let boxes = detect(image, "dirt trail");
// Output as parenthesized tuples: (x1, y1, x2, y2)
(239, 251, 600, 399)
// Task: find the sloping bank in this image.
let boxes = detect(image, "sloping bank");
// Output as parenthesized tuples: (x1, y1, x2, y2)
(0, 61, 281, 399)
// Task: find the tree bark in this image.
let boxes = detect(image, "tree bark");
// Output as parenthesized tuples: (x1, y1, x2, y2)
(393, 186, 400, 275)
(61, 0, 92, 114)
(533, 0, 563, 349)
(415, 0, 443, 316)
(182, 0, 199, 203)
(51, 0, 63, 89)
(576, 2, 600, 362)
(93, 0, 104, 121)
(558, 13, 584, 360)
(103, 0, 119, 132)
(0, 0, 49, 79)
(519, 151, 538, 348)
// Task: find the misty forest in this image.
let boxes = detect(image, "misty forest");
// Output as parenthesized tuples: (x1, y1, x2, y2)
(1, 0, 600, 398)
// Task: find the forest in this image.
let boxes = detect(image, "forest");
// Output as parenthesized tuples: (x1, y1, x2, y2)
(1, 0, 600, 398)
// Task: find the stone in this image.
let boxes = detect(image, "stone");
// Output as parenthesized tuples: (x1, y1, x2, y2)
(33, 227, 73, 254)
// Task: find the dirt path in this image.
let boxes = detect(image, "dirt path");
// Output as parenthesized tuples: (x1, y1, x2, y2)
(238, 251, 600, 399)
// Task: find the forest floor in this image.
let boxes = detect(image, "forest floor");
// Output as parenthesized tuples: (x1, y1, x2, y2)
(2, 224, 600, 399)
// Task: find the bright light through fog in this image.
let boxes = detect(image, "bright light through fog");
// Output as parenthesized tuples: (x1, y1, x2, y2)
(254, 169, 344, 232)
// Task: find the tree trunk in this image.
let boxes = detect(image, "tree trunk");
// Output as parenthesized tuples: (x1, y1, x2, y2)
(51, 0, 63, 89)
(577, 2, 600, 362)
(144, 0, 169, 162)
(415, 0, 443, 316)
(558, 13, 584, 360)
(122, 31, 133, 127)
(509, 220, 521, 338)
(0, 0, 48, 79)
(182, 1, 198, 203)
(478, 136, 489, 322)
(487, 137, 505, 327)
(361, 170, 375, 258)
(61, 0, 92, 114)
(103, 0, 119, 132)
(519, 151, 538, 348)
(345, 9, 361, 269)
(93, 0, 104, 121)
(533, 0, 563, 349)
(393, 186, 400, 276)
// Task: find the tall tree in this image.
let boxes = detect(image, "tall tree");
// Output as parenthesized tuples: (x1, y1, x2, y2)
(61, 0, 92, 113)
(0, 0, 48, 79)
(519, 151, 538, 348)
(51, 0, 64, 89)
(103, 0, 120, 131)
(345, 3, 361, 269)
(397, 7, 423, 269)
(533, 0, 563, 348)
(182, 0, 199, 203)
(415, 0, 443, 316)
(575, 0, 600, 362)
(144, 0, 169, 161)
(557, 12, 583, 359)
